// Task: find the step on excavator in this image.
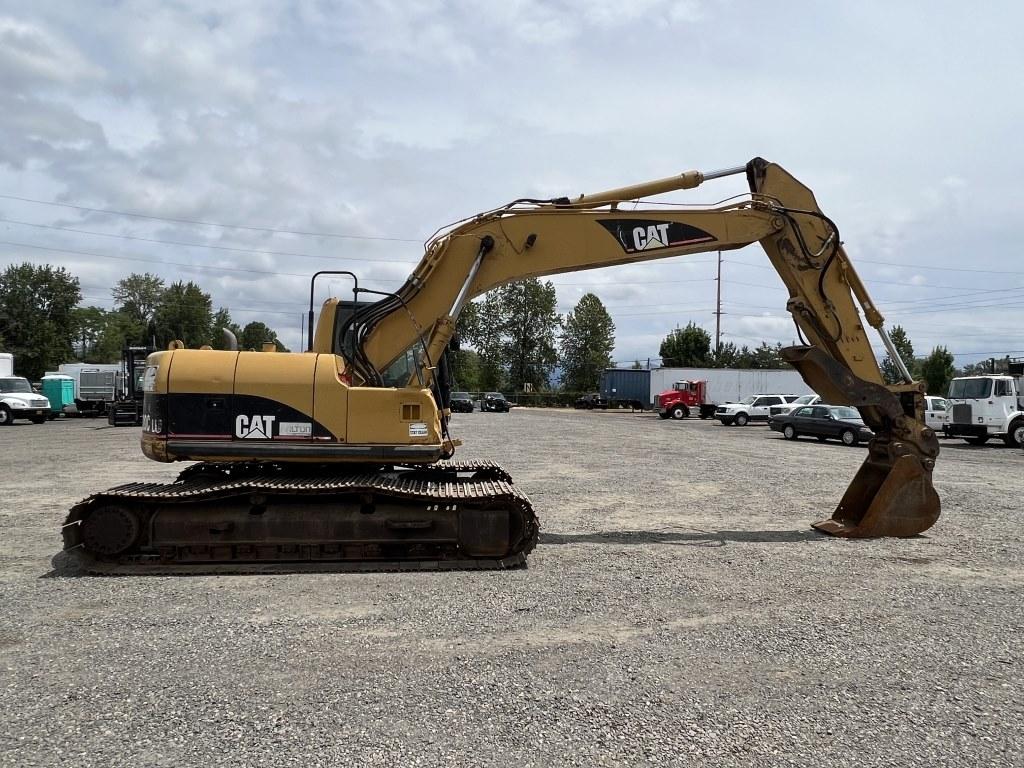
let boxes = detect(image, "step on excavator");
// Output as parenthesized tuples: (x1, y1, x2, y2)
(61, 158, 941, 574)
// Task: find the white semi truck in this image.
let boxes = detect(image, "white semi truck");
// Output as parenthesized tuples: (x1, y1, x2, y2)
(943, 361, 1024, 447)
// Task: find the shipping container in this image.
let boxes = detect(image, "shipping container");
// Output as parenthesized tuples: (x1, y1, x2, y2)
(600, 368, 652, 409)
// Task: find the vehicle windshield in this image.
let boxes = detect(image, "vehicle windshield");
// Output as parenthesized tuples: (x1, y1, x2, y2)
(948, 378, 992, 399)
(793, 395, 817, 405)
(486, 392, 504, 399)
(451, 392, 470, 399)
(738, 396, 757, 405)
(0, 377, 32, 394)
(829, 406, 862, 421)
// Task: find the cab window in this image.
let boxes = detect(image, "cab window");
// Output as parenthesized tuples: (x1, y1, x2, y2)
(381, 347, 423, 388)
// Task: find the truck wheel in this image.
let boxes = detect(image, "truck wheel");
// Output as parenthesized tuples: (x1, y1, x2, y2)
(670, 405, 689, 420)
(964, 435, 989, 446)
(0, 405, 11, 425)
(1004, 420, 1024, 448)
(840, 428, 858, 446)
(782, 424, 796, 440)
(30, 414, 47, 424)
(734, 413, 749, 427)
(658, 411, 671, 420)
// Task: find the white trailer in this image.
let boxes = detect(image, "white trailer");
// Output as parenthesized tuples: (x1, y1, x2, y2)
(649, 366, 813, 407)
(0, 353, 12, 377)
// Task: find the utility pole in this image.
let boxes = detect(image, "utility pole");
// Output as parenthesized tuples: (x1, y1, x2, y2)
(714, 250, 722, 354)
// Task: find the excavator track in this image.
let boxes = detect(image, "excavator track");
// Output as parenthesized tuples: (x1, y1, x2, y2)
(61, 461, 537, 575)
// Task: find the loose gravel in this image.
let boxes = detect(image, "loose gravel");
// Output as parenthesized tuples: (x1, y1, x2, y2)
(1, 410, 1021, 767)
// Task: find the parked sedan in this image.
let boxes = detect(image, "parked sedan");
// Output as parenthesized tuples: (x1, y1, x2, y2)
(574, 393, 608, 409)
(481, 392, 511, 413)
(449, 391, 474, 413)
(769, 405, 874, 446)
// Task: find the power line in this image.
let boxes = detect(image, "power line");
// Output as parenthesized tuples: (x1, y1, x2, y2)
(0, 217, 422, 264)
(725, 255, 1024, 277)
(1, 239, 720, 290)
(0, 193, 423, 242)
(80, 294, 304, 318)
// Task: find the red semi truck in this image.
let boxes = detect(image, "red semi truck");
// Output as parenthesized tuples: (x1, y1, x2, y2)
(655, 380, 718, 420)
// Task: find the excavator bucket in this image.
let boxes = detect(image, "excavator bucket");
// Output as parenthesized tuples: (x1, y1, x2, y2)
(781, 346, 941, 538)
(813, 448, 940, 537)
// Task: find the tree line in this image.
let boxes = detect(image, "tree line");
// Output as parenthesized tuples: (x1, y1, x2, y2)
(0, 262, 991, 397)
(0, 263, 287, 380)
(879, 325, 958, 397)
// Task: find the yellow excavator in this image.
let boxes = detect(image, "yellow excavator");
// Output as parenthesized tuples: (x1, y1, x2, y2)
(62, 158, 941, 573)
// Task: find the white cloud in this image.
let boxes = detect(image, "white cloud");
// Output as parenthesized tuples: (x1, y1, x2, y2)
(0, 1, 1022, 363)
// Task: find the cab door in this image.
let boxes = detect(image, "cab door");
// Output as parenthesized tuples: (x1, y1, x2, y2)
(924, 397, 948, 431)
(751, 396, 782, 421)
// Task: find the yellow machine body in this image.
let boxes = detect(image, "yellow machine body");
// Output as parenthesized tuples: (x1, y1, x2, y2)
(141, 349, 446, 464)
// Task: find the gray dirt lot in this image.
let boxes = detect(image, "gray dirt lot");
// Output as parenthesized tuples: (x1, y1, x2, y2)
(0, 409, 1021, 767)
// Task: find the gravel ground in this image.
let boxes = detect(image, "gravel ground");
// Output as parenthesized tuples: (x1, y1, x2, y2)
(1, 410, 1022, 767)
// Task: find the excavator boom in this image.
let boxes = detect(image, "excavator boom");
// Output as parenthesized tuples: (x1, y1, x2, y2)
(60, 157, 940, 575)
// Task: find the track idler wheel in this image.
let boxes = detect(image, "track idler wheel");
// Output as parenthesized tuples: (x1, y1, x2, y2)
(81, 505, 141, 555)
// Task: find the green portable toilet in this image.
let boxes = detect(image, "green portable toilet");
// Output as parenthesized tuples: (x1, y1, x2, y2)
(40, 374, 75, 416)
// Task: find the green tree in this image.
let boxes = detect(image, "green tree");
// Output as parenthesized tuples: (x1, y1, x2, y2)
(880, 325, 917, 384)
(709, 341, 741, 368)
(461, 279, 561, 392)
(559, 293, 615, 392)
(153, 281, 213, 348)
(239, 320, 287, 351)
(500, 279, 561, 392)
(71, 306, 109, 361)
(659, 322, 711, 367)
(93, 311, 137, 362)
(467, 294, 506, 391)
(449, 348, 481, 391)
(747, 341, 789, 369)
(919, 346, 956, 396)
(448, 301, 483, 390)
(0, 263, 81, 379)
(113, 272, 165, 344)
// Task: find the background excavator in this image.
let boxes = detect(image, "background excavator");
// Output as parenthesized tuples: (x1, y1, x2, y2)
(61, 158, 941, 574)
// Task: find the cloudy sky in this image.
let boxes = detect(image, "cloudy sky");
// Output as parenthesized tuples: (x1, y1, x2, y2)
(2, 0, 1022, 367)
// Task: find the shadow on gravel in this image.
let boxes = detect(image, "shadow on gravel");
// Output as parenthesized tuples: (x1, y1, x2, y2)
(540, 528, 826, 548)
(41, 550, 87, 578)
(940, 441, 1019, 451)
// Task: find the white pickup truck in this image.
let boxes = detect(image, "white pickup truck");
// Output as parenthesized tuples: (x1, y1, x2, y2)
(716, 394, 801, 426)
